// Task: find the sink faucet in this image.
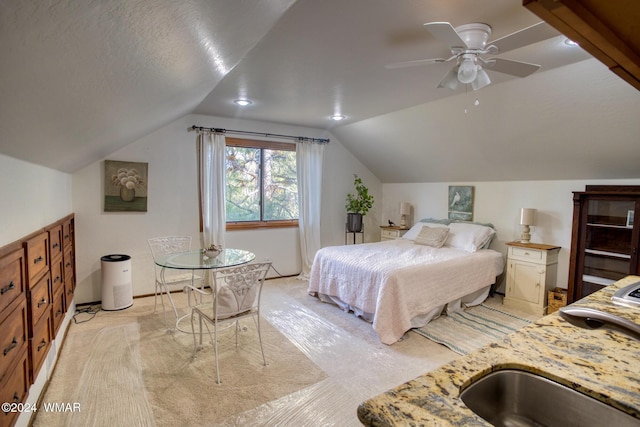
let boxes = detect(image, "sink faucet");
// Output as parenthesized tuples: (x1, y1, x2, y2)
(559, 306, 640, 340)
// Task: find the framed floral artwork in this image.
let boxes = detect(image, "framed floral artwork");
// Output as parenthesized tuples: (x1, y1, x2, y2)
(104, 160, 148, 212)
(448, 186, 473, 221)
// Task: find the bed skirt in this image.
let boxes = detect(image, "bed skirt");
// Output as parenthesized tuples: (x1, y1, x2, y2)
(312, 285, 491, 333)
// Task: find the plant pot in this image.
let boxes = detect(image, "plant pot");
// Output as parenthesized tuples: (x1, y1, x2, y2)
(346, 213, 363, 233)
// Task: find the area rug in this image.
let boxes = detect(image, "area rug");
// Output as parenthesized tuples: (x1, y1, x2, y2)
(33, 299, 327, 427)
(413, 304, 533, 356)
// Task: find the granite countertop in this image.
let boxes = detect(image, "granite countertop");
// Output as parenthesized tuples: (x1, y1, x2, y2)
(358, 276, 640, 426)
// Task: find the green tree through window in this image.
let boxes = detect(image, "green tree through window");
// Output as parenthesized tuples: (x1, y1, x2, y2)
(225, 138, 298, 227)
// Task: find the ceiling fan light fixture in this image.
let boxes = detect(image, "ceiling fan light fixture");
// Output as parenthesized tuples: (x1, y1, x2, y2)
(472, 67, 491, 90)
(457, 55, 478, 84)
(437, 66, 459, 90)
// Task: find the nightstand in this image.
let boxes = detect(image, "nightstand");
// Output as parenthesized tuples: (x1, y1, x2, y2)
(380, 226, 409, 241)
(504, 241, 561, 315)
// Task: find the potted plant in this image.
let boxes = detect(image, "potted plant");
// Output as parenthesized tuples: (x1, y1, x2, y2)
(345, 175, 374, 233)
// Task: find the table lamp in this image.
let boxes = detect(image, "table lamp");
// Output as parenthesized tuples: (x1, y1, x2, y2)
(400, 202, 411, 228)
(520, 208, 536, 243)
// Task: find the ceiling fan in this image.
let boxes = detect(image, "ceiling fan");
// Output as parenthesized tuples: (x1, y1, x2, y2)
(387, 21, 559, 90)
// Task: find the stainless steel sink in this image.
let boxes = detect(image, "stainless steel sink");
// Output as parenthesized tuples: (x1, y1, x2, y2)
(460, 369, 640, 427)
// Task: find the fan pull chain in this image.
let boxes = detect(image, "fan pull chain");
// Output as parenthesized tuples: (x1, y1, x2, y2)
(464, 86, 481, 114)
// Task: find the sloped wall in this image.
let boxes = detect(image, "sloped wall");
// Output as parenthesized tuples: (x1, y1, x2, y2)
(0, 153, 72, 247)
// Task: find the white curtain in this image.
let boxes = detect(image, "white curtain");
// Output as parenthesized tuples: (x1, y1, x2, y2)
(296, 141, 325, 279)
(197, 132, 226, 249)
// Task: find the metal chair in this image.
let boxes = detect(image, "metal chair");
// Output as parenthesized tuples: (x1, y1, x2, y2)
(189, 262, 271, 384)
(147, 236, 202, 323)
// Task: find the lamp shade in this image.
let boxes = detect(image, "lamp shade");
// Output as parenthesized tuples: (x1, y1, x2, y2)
(400, 202, 411, 216)
(520, 208, 536, 226)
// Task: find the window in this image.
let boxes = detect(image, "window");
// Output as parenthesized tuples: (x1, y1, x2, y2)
(225, 137, 298, 229)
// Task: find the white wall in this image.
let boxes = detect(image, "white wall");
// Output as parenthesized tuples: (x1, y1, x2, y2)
(382, 179, 640, 292)
(0, 153, 72, 247)
(72, 114, 380, 304)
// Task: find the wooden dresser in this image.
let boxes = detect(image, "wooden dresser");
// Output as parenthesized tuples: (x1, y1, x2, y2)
(0, 242, 29, 427)
(0, 214, 75, 426)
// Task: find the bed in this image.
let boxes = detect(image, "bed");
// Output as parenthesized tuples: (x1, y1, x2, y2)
(308, 220, 505, 344)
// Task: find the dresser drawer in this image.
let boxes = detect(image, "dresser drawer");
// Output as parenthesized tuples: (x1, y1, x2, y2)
(0, 247, 26, 316)
(65, 275, 75, 311)
(509, 246, 543, 262)
(61, 216, 74, 250)
(0, 299, 27, 386)
(51, 285, 65, 338)
(0, 346, 29, 426)
(24, 232, 49, 286)
(381, 229, 398, 239)
(28, 273, 51, 329)
(63, 246, 74, 282)
(47, 224, 63, 262)
(29, 311, 51, 384)
(50, 256, 64, 296)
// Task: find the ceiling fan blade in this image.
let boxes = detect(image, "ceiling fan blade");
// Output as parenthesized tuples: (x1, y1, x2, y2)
(424, 22, 467, 49)
(484, 57, 541, 77)
(385, 58, 447, 69)
(488, 22, 560, 54)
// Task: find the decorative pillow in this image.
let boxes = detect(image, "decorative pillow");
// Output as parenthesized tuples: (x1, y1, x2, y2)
(445, 222, 496, 252)
(414, 226, 450, 248)
(402, 221, 448, 241)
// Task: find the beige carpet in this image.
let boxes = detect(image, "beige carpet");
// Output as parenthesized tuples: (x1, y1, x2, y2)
(33, 295, 327, 426)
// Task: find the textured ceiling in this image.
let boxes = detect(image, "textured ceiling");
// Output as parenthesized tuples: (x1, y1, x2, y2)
(0, 0, 639, 182)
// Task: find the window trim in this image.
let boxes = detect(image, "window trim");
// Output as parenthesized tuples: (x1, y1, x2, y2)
(225, 137, 298, 230)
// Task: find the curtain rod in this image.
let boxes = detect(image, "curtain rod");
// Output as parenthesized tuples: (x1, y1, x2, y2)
(189, 125, 330, 144)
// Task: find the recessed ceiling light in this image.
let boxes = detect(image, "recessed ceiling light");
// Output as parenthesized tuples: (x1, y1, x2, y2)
(564, 38, 578, 46)
(233, 99, 252, 106)
(330, 114, 346, 121)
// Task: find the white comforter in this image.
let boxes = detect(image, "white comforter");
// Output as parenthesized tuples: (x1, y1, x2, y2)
(308, 239, 504, 344)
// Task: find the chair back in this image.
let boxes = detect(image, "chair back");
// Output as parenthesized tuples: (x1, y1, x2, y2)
(148, 236, 193, 282)
(148, 236, 192, 259)
(212, 262, 271, 321)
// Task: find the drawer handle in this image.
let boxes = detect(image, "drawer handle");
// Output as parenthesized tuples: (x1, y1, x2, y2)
(53, 243, 59, 249)
(65, 262, 71, 268)
(1, 281, 15, 295)
(33, 255, 43, 264)
(37, 297, 47, 307)
(3, 337, 18, 356)
(524, 252, 530, 256)
(56, 309, 63, 317)
(64, 234, 69, 240)
(54, 275, 61, 283)
(37, 339, 47, 351)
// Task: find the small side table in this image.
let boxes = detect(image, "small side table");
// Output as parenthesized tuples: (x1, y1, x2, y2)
(503, 241, 561, 315)
(380, 226, 409, 241)
(345, 224, 364, 245)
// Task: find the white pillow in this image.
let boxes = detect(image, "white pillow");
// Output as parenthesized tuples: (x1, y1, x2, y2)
(445, 222, 495, 252)
(402, 222, 448, 241)
(414, 226, 450, 248)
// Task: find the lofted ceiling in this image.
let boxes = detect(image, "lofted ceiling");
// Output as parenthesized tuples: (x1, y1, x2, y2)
(1, 0, 639, 182)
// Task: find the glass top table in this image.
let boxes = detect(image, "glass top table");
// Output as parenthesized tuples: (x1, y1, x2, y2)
(154, 248, 255, 332)
(155, 248, 255, 270)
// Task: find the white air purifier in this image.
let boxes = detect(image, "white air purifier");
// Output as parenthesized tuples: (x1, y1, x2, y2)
(101, 254, 133, 310)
